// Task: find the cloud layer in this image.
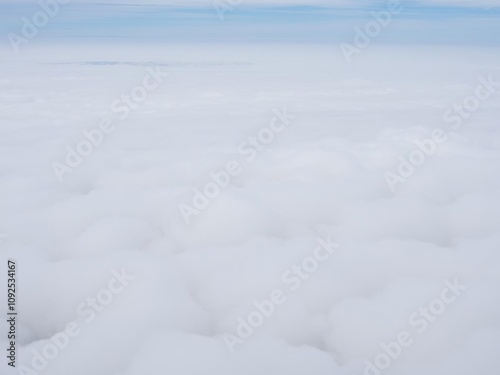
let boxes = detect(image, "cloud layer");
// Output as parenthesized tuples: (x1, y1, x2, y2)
(1, 43, 499, 375)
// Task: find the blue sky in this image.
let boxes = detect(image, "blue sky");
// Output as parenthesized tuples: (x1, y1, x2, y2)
(1, 1, 500, 45)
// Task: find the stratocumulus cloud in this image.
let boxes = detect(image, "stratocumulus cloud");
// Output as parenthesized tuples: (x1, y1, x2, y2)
(0, 0, 499, 374)
(0, 43, 499, 375)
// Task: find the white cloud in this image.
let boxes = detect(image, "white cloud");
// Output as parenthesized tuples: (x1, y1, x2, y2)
(1, 42, 499, 374)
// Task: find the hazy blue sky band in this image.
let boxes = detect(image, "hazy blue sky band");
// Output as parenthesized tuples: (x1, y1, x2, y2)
(1, 3, 499, 44)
